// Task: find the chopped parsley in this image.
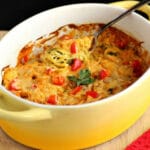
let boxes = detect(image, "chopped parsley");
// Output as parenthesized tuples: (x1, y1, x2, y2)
(68, 69, 95, 86)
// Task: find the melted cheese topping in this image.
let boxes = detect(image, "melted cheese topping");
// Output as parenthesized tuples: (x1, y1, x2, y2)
(2, 24, 150, 105)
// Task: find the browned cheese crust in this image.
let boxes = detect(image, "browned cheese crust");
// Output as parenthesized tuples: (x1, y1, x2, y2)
(2, 24, 150, 105)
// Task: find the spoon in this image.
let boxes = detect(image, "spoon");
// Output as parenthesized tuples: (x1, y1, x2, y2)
(91, 0, 150, 50)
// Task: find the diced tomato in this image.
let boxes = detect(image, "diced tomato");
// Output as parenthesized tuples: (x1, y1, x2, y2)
(47, 95, 57, 105)
(71, 59, 82, 71)
(115, 38, 128, 49)
(9, 79, 20, 91)
(70, 42, 78, 54)
(60, 35, 72, 40)
(86, 90, 99, 98)
(131, 60, 142, 77)
(99, 69, 109, 79)
(52, 76, 65, 86)
(71, 86, 82, 95)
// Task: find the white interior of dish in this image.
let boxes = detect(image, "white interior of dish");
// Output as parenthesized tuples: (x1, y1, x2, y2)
(0, 3, 150, 107)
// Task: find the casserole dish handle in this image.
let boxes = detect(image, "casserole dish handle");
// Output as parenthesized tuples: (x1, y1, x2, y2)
(0, 93, 52, 122)
(0, 107, 52, 122)
(110, 0, 150, 20)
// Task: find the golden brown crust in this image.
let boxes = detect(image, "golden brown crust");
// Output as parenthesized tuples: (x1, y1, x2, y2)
(2, 23, 150, 105)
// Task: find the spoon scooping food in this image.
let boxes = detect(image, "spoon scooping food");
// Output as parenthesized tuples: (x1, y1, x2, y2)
(90, 0, 150, 51)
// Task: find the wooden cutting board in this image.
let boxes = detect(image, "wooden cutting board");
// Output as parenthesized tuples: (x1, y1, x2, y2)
(0, 31, 150, 150)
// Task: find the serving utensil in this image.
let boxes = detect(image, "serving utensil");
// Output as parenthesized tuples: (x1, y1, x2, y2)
(91, 0, 150, 50)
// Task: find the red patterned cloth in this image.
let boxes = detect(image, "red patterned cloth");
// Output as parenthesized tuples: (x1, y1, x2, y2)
(125, 129, 150, 150)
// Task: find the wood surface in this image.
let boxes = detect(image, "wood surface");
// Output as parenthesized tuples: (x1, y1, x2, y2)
(0, 31, 150, 150)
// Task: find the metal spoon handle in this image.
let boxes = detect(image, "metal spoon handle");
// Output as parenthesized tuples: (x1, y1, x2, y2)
(95, 0, 150, 37)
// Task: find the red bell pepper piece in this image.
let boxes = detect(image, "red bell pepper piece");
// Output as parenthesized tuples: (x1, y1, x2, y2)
(71, 59, 82, 71)
(99, 69, 109, 80)
(70, 42, 78, 54)
(47, 95, 57, 105)
(52, 76, 65, 86)
(9, 79, 20, 91)
(71, 86, 82, 95)
(86, 90, 99, 98)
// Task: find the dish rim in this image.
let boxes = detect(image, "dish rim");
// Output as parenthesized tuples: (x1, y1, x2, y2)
(0, 3, 150, 109)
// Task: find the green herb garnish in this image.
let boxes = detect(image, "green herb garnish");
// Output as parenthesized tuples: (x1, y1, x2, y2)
(68, 69, 95, 86)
